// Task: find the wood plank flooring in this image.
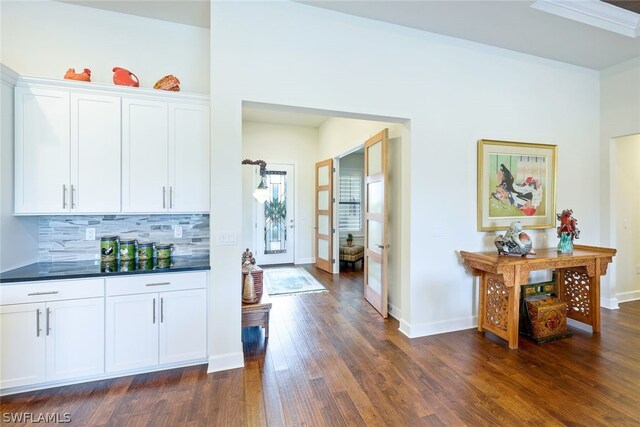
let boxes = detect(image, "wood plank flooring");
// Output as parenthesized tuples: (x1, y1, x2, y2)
(2, 265, 640, 426)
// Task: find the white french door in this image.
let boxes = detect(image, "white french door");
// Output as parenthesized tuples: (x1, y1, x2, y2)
(315, 159, 333, 273)
(256, 163, 295, 265)
(364, 129, 389, 318)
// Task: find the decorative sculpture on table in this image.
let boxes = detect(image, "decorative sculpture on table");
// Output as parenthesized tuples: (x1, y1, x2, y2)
(242, 261, 259, 304)
(242, 248, 256, 267)
(495, 220, 535, 256)
(557, 209, 579, 254)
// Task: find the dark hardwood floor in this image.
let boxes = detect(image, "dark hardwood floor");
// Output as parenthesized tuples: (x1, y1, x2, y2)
(2, 265, 640, 426)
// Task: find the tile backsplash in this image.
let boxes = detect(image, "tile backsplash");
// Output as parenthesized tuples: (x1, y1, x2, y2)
(39, 215, 209, 262)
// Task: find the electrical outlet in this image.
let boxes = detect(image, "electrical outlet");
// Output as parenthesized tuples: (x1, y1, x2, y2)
(173, 225, 183, 238)
(86, 228, 96, 240)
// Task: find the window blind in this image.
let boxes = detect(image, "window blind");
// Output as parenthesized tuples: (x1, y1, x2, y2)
(338, 172, 362, 231)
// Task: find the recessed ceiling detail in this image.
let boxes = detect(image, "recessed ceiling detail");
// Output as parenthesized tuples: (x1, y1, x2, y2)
(531, 0, 640, 37)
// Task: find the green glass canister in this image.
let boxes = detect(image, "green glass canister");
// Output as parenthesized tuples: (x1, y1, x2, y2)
(137, 242, 154, 261)
(138, 259, 154, 270)
(119, 259, 136, 272)
(156, 243, 173, 260)
(119, 238, 137, 261)
(100, 235, 118, 262)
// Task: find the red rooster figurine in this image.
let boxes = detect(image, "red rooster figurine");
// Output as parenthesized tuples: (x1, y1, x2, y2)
(64, 68, 91, 82)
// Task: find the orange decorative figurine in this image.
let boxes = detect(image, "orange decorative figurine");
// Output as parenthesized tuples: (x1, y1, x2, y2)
(64, 68, 91, 82)
(112, 67, 139, 87)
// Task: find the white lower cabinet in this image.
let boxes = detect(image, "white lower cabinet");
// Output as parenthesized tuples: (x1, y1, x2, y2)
(105, 272, 207, 374)
(0, 279, 104, 390)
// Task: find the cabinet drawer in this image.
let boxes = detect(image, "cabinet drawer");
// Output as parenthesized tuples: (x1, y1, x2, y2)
(106, 271, 207, 296)
(0, 278, 104, 305)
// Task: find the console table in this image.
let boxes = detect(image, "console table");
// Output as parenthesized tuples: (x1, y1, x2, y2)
(460, 245, 616, 349)
(242, 292, 272, 340)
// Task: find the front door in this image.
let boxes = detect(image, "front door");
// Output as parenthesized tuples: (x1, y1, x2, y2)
(256, 163, 295, 265)
(364, 129, 389, 317)
(314, 159, 333, 273)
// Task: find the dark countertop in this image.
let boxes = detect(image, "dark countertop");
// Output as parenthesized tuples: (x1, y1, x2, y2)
(0, 256, 211, 284)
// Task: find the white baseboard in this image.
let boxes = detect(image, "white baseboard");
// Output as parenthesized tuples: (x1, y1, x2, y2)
(295, 258, 315, 265)
(616, 290, 640, 304)
(207, 352, 244, 373)
(398, 316, 477, 338)
(601, 297, 620, 309)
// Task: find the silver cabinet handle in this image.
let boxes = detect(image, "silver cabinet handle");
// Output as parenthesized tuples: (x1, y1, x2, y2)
(28, 291, 59, 296)
(169, 187, 173, 209)
(145, 282, 170, 287)
(36, 308, 41, 337)
(46, 307, 51, 336)
(160, 297, 164, 323)
(71, 185, 75, 209)
(162, 186, 166, 209)
(62, 185, 67, 209)
(153, 298, 156, 324)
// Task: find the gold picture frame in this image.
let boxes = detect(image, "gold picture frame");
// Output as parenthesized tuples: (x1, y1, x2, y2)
(477, 139, 557, 231)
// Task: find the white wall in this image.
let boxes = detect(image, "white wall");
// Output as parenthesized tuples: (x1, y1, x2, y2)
(613, 134, 640, 303)
(210, 0, 602, 362)
(242, 121, 318, 264)
(0, 0, 209, 94)
(0, 65, 38, 272)
(600, 58, 640, 307)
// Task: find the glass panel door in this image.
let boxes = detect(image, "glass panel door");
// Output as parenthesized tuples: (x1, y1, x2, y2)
(315, 158, 333, 273)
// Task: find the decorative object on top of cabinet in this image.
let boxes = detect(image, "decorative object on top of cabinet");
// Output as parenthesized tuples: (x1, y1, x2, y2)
(63, 68, 91, 82)
(557, 209, 579, 254)
(154, 74, 180, 91)
(242, 248, 256, 266)
(112, 67, 139, 87)
(494, 220, 535, 256)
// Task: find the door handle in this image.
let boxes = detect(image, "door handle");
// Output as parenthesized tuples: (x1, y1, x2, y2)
(71, 185, 76, 209)
(160, 297, 164, 323)
(162, 187, 166, 209)
(36, 308, 41, 337)
(169, 187, 173, 209)
(46, 307, 52, 336)
(153, 298, 156, 324)
(62, 185, 67, 209)
(376, 244, 390, 249)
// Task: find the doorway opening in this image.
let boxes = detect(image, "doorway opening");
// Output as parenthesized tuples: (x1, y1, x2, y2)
(241, 101, 408, 321)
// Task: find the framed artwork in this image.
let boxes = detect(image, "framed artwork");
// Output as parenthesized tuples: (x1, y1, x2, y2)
(477, 139, 557, 231)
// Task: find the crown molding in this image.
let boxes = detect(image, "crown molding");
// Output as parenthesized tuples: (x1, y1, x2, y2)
(0, 64, 20, 86)
(531, 0, 640, 38)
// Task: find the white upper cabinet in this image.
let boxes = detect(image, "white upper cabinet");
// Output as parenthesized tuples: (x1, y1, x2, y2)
(122, 98, 169, 213)
(15, 87, 70, 214)
(169, 102, 210, 212)
(71, 93, 121, 213)
(122, 99, 210, 213)
(13, 76, 210, 215)
(15, 86, 121, 214)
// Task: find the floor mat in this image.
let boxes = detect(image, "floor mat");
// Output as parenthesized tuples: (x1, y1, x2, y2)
(263, 266, 327, 296)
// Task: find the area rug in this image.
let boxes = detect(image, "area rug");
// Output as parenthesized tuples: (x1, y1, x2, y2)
(263, 267, 327, 296)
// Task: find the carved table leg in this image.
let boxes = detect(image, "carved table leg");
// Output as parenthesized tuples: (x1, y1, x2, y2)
(478, 273, 486, 332)
(506, 265, 522, 350)
(591, 273, 601, 333)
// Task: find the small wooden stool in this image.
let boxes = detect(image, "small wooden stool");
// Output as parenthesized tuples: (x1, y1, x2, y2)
(242, 293, 272, 340)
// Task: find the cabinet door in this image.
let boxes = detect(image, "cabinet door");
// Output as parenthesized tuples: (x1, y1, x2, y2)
(159, 289, 206, 365)
(71, 93, 121, 213)
(15, 87, 70, 214)
(122, 98, 168, 213)
(0, 303, 46, 389)
(169, 103, 210, 212)
(106, 293, 159, 372)
(45, 298, 105, 382)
